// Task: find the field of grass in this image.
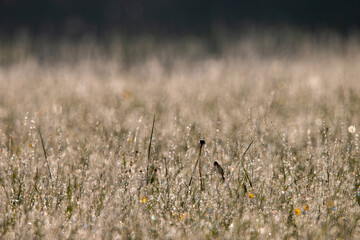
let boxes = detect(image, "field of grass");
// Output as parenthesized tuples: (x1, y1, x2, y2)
(1, 30, 360, 239)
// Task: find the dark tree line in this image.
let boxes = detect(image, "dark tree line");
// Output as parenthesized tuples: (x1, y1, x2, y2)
(1, 0, 359, 35)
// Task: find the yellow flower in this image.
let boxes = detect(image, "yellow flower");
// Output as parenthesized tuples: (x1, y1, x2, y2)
(142, 197, 146, 203)
(178, 212, 187, 222)
(326, 200, 334, 208)
(295, 208, 301, 215)
(29, 144, 33, 148)
(303, 205, 309, 211)
(123, 90, 133, 100)
(248, 193, 254, 198)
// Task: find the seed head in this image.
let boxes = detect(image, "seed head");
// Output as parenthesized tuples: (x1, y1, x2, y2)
(200, 139, 205, 145)
(214, 161, 225, 181)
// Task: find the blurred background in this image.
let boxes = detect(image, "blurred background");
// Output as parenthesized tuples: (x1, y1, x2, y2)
(1, 0, 360, 38)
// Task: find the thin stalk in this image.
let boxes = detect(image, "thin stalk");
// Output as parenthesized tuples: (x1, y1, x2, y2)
(271, 120, 287, 147)
(164, 157, 170, 208)
(188, 140, 205, 191)
(229, 139, 254, 187)
(146, 114, 156, 184)
(38, 127, 53, 181)
(199, 148, 204, 192)
(240, 139, 254, 187)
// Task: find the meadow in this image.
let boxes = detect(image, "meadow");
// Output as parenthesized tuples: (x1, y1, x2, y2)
(1, 29, 360, 239)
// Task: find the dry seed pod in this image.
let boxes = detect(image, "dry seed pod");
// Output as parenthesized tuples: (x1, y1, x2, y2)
(214, 161, 225, 181)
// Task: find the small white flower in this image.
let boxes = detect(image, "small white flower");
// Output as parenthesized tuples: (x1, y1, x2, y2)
(348, 125, 356, 134)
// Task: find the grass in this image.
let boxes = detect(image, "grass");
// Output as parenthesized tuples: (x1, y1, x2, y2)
(1, 29, 360, 239)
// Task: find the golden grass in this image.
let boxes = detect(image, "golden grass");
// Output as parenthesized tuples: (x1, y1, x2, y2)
(1, 30, 360, 239)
